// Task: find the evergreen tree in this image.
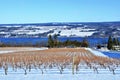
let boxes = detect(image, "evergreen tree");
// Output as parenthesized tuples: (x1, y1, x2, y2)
(48, 35, 54, 48)
(118, 41, 120, 45)
(53, 34, 58, 41)
(81, 39, 89, 47)
(107, 36, 113, 50)
(116, 38, 119, 45)
(113, 38, 118, 45)
(65, 39, 71, 46)
(53, 34, 58, 47)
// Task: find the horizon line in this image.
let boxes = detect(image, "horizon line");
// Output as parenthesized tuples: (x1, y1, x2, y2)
(0, 21, 120, 25)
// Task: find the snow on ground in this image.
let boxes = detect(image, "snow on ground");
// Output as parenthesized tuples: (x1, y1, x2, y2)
(99, 47, 110, 51)
(85, 48, 107, 57)
(0, 48, 120, 80)
(27, 30, 50, 35)
(0, 25, 97, 37)
(48, 30, 60, 36)
(0, 47, 48, 54)
(117, 28, 120, 30)
(13, 29, 51, 35)
(60, 29, 95, 37)
(0, 51, 15, 54)
(0, 68, 120, 80)
(48, 28, 96, 37)
(85, 48, 120, 58)
(0, 74, 120, 80)
(11, 26, 56, 35)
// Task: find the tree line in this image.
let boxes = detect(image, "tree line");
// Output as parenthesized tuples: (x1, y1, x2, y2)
(107, 36, 120, 50)
(0, 35, 119, 50)
(48, 34, 89, 48)
(0, 41, 47, 47)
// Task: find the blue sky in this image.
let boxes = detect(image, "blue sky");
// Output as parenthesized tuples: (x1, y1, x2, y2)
(0, 0, 120, 24)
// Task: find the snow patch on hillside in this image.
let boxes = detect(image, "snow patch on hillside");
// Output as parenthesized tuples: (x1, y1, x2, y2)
(85, 48, 107, 57)
(0, 51, 15, 54)
(48, 29, 96, 37)
(0, 47, 48, 54)
(60, 30, 95, 37)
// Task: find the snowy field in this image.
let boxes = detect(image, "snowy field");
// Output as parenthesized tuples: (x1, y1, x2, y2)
(0, 68, 120, 80)
(48, 29, 95, 37)
(85, 48, 120, 58)
(85, 48, 107, 57)
(0, 69, 120, 80)
(0, 47, 120, 80)
(0, 25, 97, 37)
(0, 47, 48, 54)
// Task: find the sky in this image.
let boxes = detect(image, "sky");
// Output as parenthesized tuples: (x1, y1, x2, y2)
(0, 0, 120, 24)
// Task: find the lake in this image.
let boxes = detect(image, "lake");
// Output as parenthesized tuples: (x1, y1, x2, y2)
(0, 37, 111, 47)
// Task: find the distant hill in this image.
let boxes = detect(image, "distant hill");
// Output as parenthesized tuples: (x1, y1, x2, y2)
(0, 21, 120, 38)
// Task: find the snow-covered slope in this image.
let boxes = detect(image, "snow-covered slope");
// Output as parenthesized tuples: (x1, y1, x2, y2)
(85, 48, 107, 57)
(0, 25, 97, 37)
(0, 22, 120, 38)
(59, 29, 95, 37)
(48, 27, 96, 37)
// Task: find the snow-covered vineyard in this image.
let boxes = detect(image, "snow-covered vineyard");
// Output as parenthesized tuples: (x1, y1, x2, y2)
(0, 47, 120, 80)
